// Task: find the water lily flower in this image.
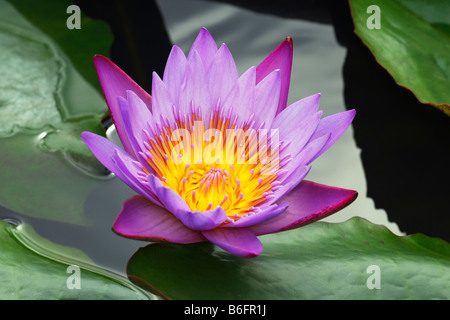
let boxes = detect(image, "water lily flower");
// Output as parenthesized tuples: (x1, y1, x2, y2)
(82, 28, 357, 257)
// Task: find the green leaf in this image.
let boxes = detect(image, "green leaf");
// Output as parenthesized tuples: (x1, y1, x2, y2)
(7, 0, 113, 94)
(349, 0, 450, 115)
(0, 0, 112, 224)
(0, 219, 155, 299)
(127, 218, 450, 300)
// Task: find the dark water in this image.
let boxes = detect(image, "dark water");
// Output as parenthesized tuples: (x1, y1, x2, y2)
(1, 0, 448, 281)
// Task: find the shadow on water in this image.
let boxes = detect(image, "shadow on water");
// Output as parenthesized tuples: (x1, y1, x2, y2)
(75, 0, 449, 242)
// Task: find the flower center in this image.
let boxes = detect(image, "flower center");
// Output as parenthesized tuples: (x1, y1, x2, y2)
(140, 107, 282, 220)
(179, 163, 274, 218)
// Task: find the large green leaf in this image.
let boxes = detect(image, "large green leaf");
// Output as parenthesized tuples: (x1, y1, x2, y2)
(127, 217, 450, 300)
(0, 0, 111, 224)
(0, 219, 155, 299)
(349, 0, 450, 115)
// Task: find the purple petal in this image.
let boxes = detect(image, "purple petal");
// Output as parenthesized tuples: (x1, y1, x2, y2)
(277, 112, 322, 160)
(113, 150, 161, 205)
(306, 109, 356, 163)
(263, 166, 311, 208)
(163, 45, 187, 108)
(147, 174, 191, 213)
(151, 72, 176, 124)
(123, 91, 153, 140)
(201, 228, 263, 258)
(206, 44, 239, 107)
(248, 180, 358, 236)
(221, 66, 256, 123)
(271, 93, 321, 139)
(117, 92, 155, 174)
(187, 27, 218, 69)
(188, 206, 229, 231)
(81, 132, 160, 205)
(113, 195, 205, 243)
(254, 69, 281, 129)
(81, 131, 127, 180)
(281, 134, 330, 178)
(256, 37, 293, 115)
(93, 55, 152, 157)
(179, 50, 211, 117)
(147, 175, 228, 231)
(222, 203, 288, 228)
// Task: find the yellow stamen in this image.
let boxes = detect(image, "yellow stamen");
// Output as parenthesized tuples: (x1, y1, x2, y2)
(144, 110, 280, 221)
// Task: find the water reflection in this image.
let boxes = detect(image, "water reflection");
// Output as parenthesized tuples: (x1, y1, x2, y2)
(2, 217, 22, 226)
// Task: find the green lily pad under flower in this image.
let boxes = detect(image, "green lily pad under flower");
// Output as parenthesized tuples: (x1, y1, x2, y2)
(127, 217, 450, 300)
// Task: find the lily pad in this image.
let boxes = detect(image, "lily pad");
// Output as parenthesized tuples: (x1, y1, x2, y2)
(349, 0, 450, 115)
(0, 219, 154, 299)
(127, 217, 450, 299)
(0, 0, 111, 225)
